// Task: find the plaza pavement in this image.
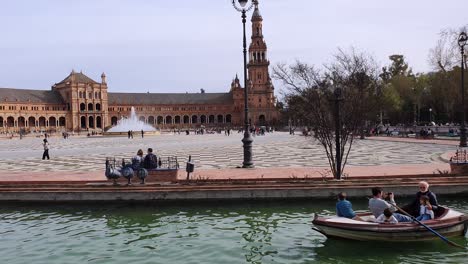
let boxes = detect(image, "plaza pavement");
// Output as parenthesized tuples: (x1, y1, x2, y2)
(0, 132, 457, 183)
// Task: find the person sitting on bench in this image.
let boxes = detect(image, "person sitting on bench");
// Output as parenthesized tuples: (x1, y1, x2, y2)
(143, 148, 158, 169)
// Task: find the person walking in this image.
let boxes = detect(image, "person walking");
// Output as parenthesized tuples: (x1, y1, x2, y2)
(42, 139, 50, 160)
(141, 129, 144, 138)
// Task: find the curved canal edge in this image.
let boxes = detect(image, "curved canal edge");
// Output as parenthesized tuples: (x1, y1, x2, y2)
(1, 174, 468, 202)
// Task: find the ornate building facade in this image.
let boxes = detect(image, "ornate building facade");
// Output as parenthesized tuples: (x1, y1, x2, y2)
(0, 3, 278, 133)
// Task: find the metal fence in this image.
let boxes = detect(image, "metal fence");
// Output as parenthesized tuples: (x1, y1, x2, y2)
(106, 156, 179, 170)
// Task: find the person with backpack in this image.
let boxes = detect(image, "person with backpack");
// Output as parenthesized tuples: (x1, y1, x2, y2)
(143, 148, 158, 169)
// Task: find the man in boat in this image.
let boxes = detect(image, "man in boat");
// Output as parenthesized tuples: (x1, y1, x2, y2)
(406, 181, 440, 217)
(369, 187, 412, 222)
(336, 192, 363, 221)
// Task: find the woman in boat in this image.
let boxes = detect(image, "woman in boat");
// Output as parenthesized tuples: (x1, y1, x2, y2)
(336, 192, 363, 221)
(416, 195, 434, 221)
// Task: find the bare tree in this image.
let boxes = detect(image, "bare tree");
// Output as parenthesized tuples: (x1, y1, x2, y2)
(429, 25, 468, 72)
(273, 48, 380, 179)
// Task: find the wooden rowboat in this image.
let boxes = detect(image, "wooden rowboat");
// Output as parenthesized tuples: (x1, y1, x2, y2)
(312, 207, 468, 242)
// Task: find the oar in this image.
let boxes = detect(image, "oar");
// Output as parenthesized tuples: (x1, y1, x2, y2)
(394, 204, 466, 249)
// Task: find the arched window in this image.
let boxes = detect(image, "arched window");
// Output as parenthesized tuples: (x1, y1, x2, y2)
(148, 116, 155, 124)
(0, 116, 4, 127)
(59, 117, 66, 126)
(88, 116, 94, 128)
(165, 116, 172, 124)
(18, 116, 26, 127)
(88, 103, 93, 111)
(175, 116, 181, 124)
(183, 115, 190, 124)
(209, 115, 215, 124)
(217, 115, 224, 123)
(191, 115, 198, 124)
(200, 115, 207, 124)
(80, 103, 86, 111)
(80, 116, 86, 128)
(6, 117, 14, 127)
(28, 117, 36, 127)
(139, 116, 145, 122)
(39, 116, 46, 127)
(96, 116, 102, 128)
(259, 115, 266, 125)
(96, 103, 101, 111)
(157, 116, 164, 125)
(111, 116, 118, 125)
(49, 117, 57, 127)
(226, 114, 232, 123)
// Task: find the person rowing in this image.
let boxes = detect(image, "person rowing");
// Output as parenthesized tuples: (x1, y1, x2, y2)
(368, 187, 412, 222)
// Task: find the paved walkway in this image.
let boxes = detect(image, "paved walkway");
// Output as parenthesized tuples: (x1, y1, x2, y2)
(0, 132, 459, 183)
(0, 133, 455, 171)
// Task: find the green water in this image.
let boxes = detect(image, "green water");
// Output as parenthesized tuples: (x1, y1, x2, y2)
(1, 198, 467, 264)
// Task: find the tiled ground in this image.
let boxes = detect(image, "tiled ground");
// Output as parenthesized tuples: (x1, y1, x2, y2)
(0, 132, 454, 172)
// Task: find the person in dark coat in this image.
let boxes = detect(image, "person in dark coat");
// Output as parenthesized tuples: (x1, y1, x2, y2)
(42, 139, 50, 160)
(143, 148, 158, 169)
(407, 181, 439, 217)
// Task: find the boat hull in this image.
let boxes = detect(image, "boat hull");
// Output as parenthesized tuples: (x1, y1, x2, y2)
(312, 209, 468, 242)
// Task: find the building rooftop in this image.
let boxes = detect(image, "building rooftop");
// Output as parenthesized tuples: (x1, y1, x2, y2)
(56, 71, 99, 85)
(108, 92, 233, 105)
(0, 88, 64, 104)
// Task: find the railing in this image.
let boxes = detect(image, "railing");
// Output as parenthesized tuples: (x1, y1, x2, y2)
(450, 149, 468, 164)
(106, 156, 179, 170)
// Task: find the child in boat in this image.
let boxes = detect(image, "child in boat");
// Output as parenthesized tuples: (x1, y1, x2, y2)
(416, 195, 434, 221)
(376, 208, 398, 224)
(336, 192, 363, 221)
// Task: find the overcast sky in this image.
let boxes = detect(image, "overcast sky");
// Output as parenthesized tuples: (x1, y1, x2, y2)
(0, 0, 466, 94)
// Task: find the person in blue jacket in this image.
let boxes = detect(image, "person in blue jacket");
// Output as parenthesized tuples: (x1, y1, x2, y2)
(336, 192, 363, 221)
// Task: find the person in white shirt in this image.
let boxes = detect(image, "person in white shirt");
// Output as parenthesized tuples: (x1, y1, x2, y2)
(376, 208, 398, 224)
(416, 195, 434, 221)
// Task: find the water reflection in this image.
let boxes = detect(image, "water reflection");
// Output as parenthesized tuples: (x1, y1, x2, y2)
(0, 198, 466, 264)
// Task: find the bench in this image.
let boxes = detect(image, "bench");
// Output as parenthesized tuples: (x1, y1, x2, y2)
(106, 156, 180, 184)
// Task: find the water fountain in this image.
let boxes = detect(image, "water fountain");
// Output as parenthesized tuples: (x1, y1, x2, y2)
(104, 107, 159, 136)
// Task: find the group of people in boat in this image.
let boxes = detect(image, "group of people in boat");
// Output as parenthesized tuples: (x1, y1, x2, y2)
(336, 181, 438, 223)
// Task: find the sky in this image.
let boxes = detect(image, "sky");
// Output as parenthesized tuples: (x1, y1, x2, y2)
(0, 0, 466, 94)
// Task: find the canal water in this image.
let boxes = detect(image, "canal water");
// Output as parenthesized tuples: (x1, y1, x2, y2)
(1, 197, 467, 264)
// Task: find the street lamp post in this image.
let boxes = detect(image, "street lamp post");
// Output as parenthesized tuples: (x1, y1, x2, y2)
(232, 0, 255, 168)
(333, 88, 344, 180)
(458, 31, 467, 147)
(429, 108, 432, 124)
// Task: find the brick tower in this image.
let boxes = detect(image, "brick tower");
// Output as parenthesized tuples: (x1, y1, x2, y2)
(247, 1, 277, 126)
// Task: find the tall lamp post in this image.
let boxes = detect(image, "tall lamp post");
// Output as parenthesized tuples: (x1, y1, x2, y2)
(429, 108, 432, 124)
(232, 0, 255, 168)
(458, 31, 467, 147)
(333, 88, 343, 180)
